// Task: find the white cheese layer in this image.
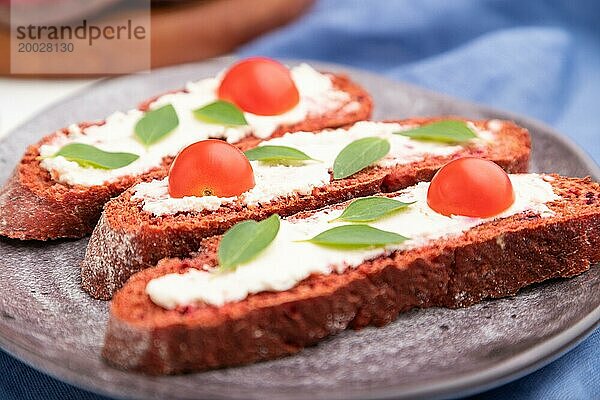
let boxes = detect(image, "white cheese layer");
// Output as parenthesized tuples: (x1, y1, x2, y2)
(39, 64, 352, 187)
(146, 174, 559, 309)
(132, 120, 498, 216)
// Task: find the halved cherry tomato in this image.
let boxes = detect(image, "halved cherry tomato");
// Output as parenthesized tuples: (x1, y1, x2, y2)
(168, 140, 255, 198)
(218, 57, 300, 116)
(427, 157, 515, 218)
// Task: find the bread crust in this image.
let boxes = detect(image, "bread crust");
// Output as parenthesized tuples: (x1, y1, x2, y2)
(81, 118, 530, 299)
(0, 73, 372, 240)
(103, 176, 600, 374)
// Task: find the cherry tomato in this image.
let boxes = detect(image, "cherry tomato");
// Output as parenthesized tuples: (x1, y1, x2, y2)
(427, 158, 515, 218)
(218, 57, 300, 116)
(168, 140, 255, 198)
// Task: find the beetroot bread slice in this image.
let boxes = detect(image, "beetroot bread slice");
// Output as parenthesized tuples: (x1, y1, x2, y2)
(103, 175, 600, 374)
(81, 117, 530, 300)
(0, 73, 371, 241)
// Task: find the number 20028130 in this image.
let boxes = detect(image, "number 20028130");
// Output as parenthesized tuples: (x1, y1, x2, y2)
(17, 42, 74, 53)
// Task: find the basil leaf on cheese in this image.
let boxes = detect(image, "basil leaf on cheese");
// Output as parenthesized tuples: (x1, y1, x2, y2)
(332, 197, 414, 223)
(193, 100, 248, 126)
(134, 104, 179, 146)
(333, 137, 390, 180)
(217, 214, 280, 272)
(304, 225, 408, 248)
(395, 120, 477, 143)
(244, 145, 316, 163)
(52, 143, 139, 170)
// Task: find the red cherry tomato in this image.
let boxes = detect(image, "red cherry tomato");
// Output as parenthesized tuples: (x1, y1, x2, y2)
(168, 140, 255, 198)
(427, 158, 515, 218)
(218, 57, 300, 116)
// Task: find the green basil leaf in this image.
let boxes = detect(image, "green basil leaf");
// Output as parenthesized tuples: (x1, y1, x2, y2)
(395, 120, 476, 143)
(52, 143, 139, 169)
(244, 145, 315, 163)
(333, 137, 390, 180)
(193, 100, 248, 126)
(333, 197, 414, 223)
(305, 224, 408, 248)
(134, 104, 179, 146)
(217, 214, 280, 271)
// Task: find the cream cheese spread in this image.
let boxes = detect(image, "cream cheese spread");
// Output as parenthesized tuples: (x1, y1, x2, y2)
(132, 120, 496, 216)
(38, 64, 353, 187)
(146, 174, 559, 309)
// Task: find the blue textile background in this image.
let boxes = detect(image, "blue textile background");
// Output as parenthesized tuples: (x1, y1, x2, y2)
(1, 0, 598, 399)
(240, 0, 600, 163)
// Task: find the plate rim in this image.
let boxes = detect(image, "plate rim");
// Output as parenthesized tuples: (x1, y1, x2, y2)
(0, 57, 598, 400)
(0, 301, 598, 400)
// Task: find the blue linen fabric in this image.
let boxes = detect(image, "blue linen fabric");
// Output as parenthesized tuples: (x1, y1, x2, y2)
(1, 1, 598, 399)
(240, 0, 600, 163)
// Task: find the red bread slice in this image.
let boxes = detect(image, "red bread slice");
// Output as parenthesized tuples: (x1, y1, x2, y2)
(81, 117, 530, 300)
(103, 175, 600, 374)
(0, 73, 371, 241)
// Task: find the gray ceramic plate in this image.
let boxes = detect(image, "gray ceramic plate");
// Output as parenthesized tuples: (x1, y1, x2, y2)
(0, 58, 598, 400)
